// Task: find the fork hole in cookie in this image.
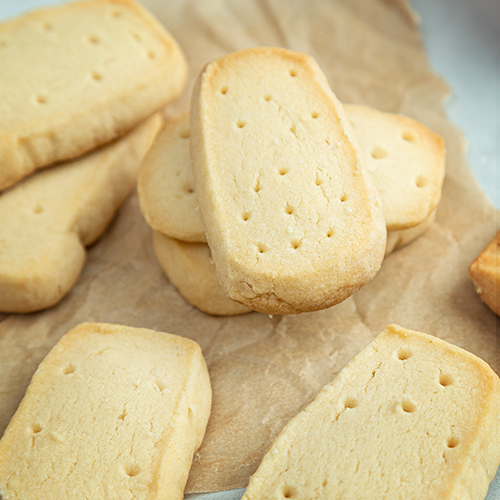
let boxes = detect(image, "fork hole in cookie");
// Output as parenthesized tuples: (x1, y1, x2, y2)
(439, 373, 453, 387)
(147, 50, 156, 59)
(220, 86, 228, 95)
(311, 111, 319, 119)
(315, 177, 324, 186)
(31, 423, 42, 434)
(397, 348, 412, 361)
(257, 243, 267, 254)
(291, 240, 301, 250)
(402, 131, 416, 142)
(254, 180, 262, 193)
(285, 204, 295, 215)
(282, 486, 296, 498)
(125, 464, 141, 477)
(401, 399, 416, 413)
(132, 32, 142, 42)
(327, 229, 334, 238)
(340, 194, 348, 202)
(289, 69, 297, 77)
(344, 398, 357, 409)
(242, 212, 251, 221)
(154, 379, 166, 391)
(179, 129, 190, 139)
(91, 71, 102, 81)
(371, 146, 388, 159)
(279, 167, 289, 176)
(183, 184, 195, 194)
(264, 94, 272, 101)
(42, 21, 53, 31)
(87, 35, 99, 44)
(35, 95, 47, 105)
(0, 40, 7, 47)
(32, 204, 43, 214)
(416, 176, 427, 188)
(63, 364, 75, 375)
(447, 437, 459, 449)
(111, 10, 122, 18)
(237, 120, 246, 128)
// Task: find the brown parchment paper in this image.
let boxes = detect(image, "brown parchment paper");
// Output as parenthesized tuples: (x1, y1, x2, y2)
(0, 0, 499, 493)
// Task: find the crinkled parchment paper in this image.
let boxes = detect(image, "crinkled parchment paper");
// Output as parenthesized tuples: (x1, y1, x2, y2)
(0, 0, 498, 493)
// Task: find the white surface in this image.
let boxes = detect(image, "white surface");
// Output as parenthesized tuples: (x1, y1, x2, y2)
(0, 1, 498, 498)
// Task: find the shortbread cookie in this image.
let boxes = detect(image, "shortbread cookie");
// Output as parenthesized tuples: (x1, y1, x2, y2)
(0, 114, 163, 313)
(242, 324, 500, 500)
(346, 104, 445, 230)
(153, 212, 434, 314)
(138, 107, 443, 246)
(153, 231, 251, 316)
(385, 209, 436, 256)
(155, 210, 435, 315)
(0, 322, 211, 500)
(138, 112, 205, 242)
(0, 0, 187, 191)
(469, 231, 500, 316)
(190, 47, 386, 314)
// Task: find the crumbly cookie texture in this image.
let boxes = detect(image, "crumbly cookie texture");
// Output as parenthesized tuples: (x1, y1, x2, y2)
(242, 324, 500, 500)
(0, 323, 212, 500)
(0, 0, 187, 191)
(0, 114, 163, 313)
(345, 104, 445, 231)
(153, 231, 251, 316)
(190, 47, 386, 314)
(469, 230, 500, 316)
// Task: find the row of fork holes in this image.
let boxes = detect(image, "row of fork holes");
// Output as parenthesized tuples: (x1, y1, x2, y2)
(397, 349, 453, 387)
(23, 17, 153, 104)
(220, 89, 424, 189)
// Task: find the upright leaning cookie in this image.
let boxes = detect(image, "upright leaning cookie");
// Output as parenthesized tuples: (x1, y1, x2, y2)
(0, 323, 211, 500)
(242, 324, 500, 500)
(190, 47, 386, 314)
(0, 0, 187, 190)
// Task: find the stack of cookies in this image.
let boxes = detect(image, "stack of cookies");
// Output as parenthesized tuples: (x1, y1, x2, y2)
(0, 0, 188, 313)
(138, 47, 446, 316)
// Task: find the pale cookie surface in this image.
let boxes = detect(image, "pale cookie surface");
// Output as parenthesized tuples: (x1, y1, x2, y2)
(0, 0, 187, 191)
(469, 230, 500, 316)
(190, 47, 386, 314)
(0, 322, 211, 500)
(0, 114, 162, 313)
(346, 104, 445, 231)
(242, 324, 500, 500)
(153, 231, 251, 316)
(139, 106, 441, 246)
(138, 112, 205, 242)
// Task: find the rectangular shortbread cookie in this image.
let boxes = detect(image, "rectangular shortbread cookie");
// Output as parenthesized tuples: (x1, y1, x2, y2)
(0, 0, 187, 190)
(190, 47, 386, 314)
(242, 324, 500, 500)
(139, 107, 444, 245)
(0, 113, 162, 313)
(0, 323, 211, 500)
(469, 230, 500, 316)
